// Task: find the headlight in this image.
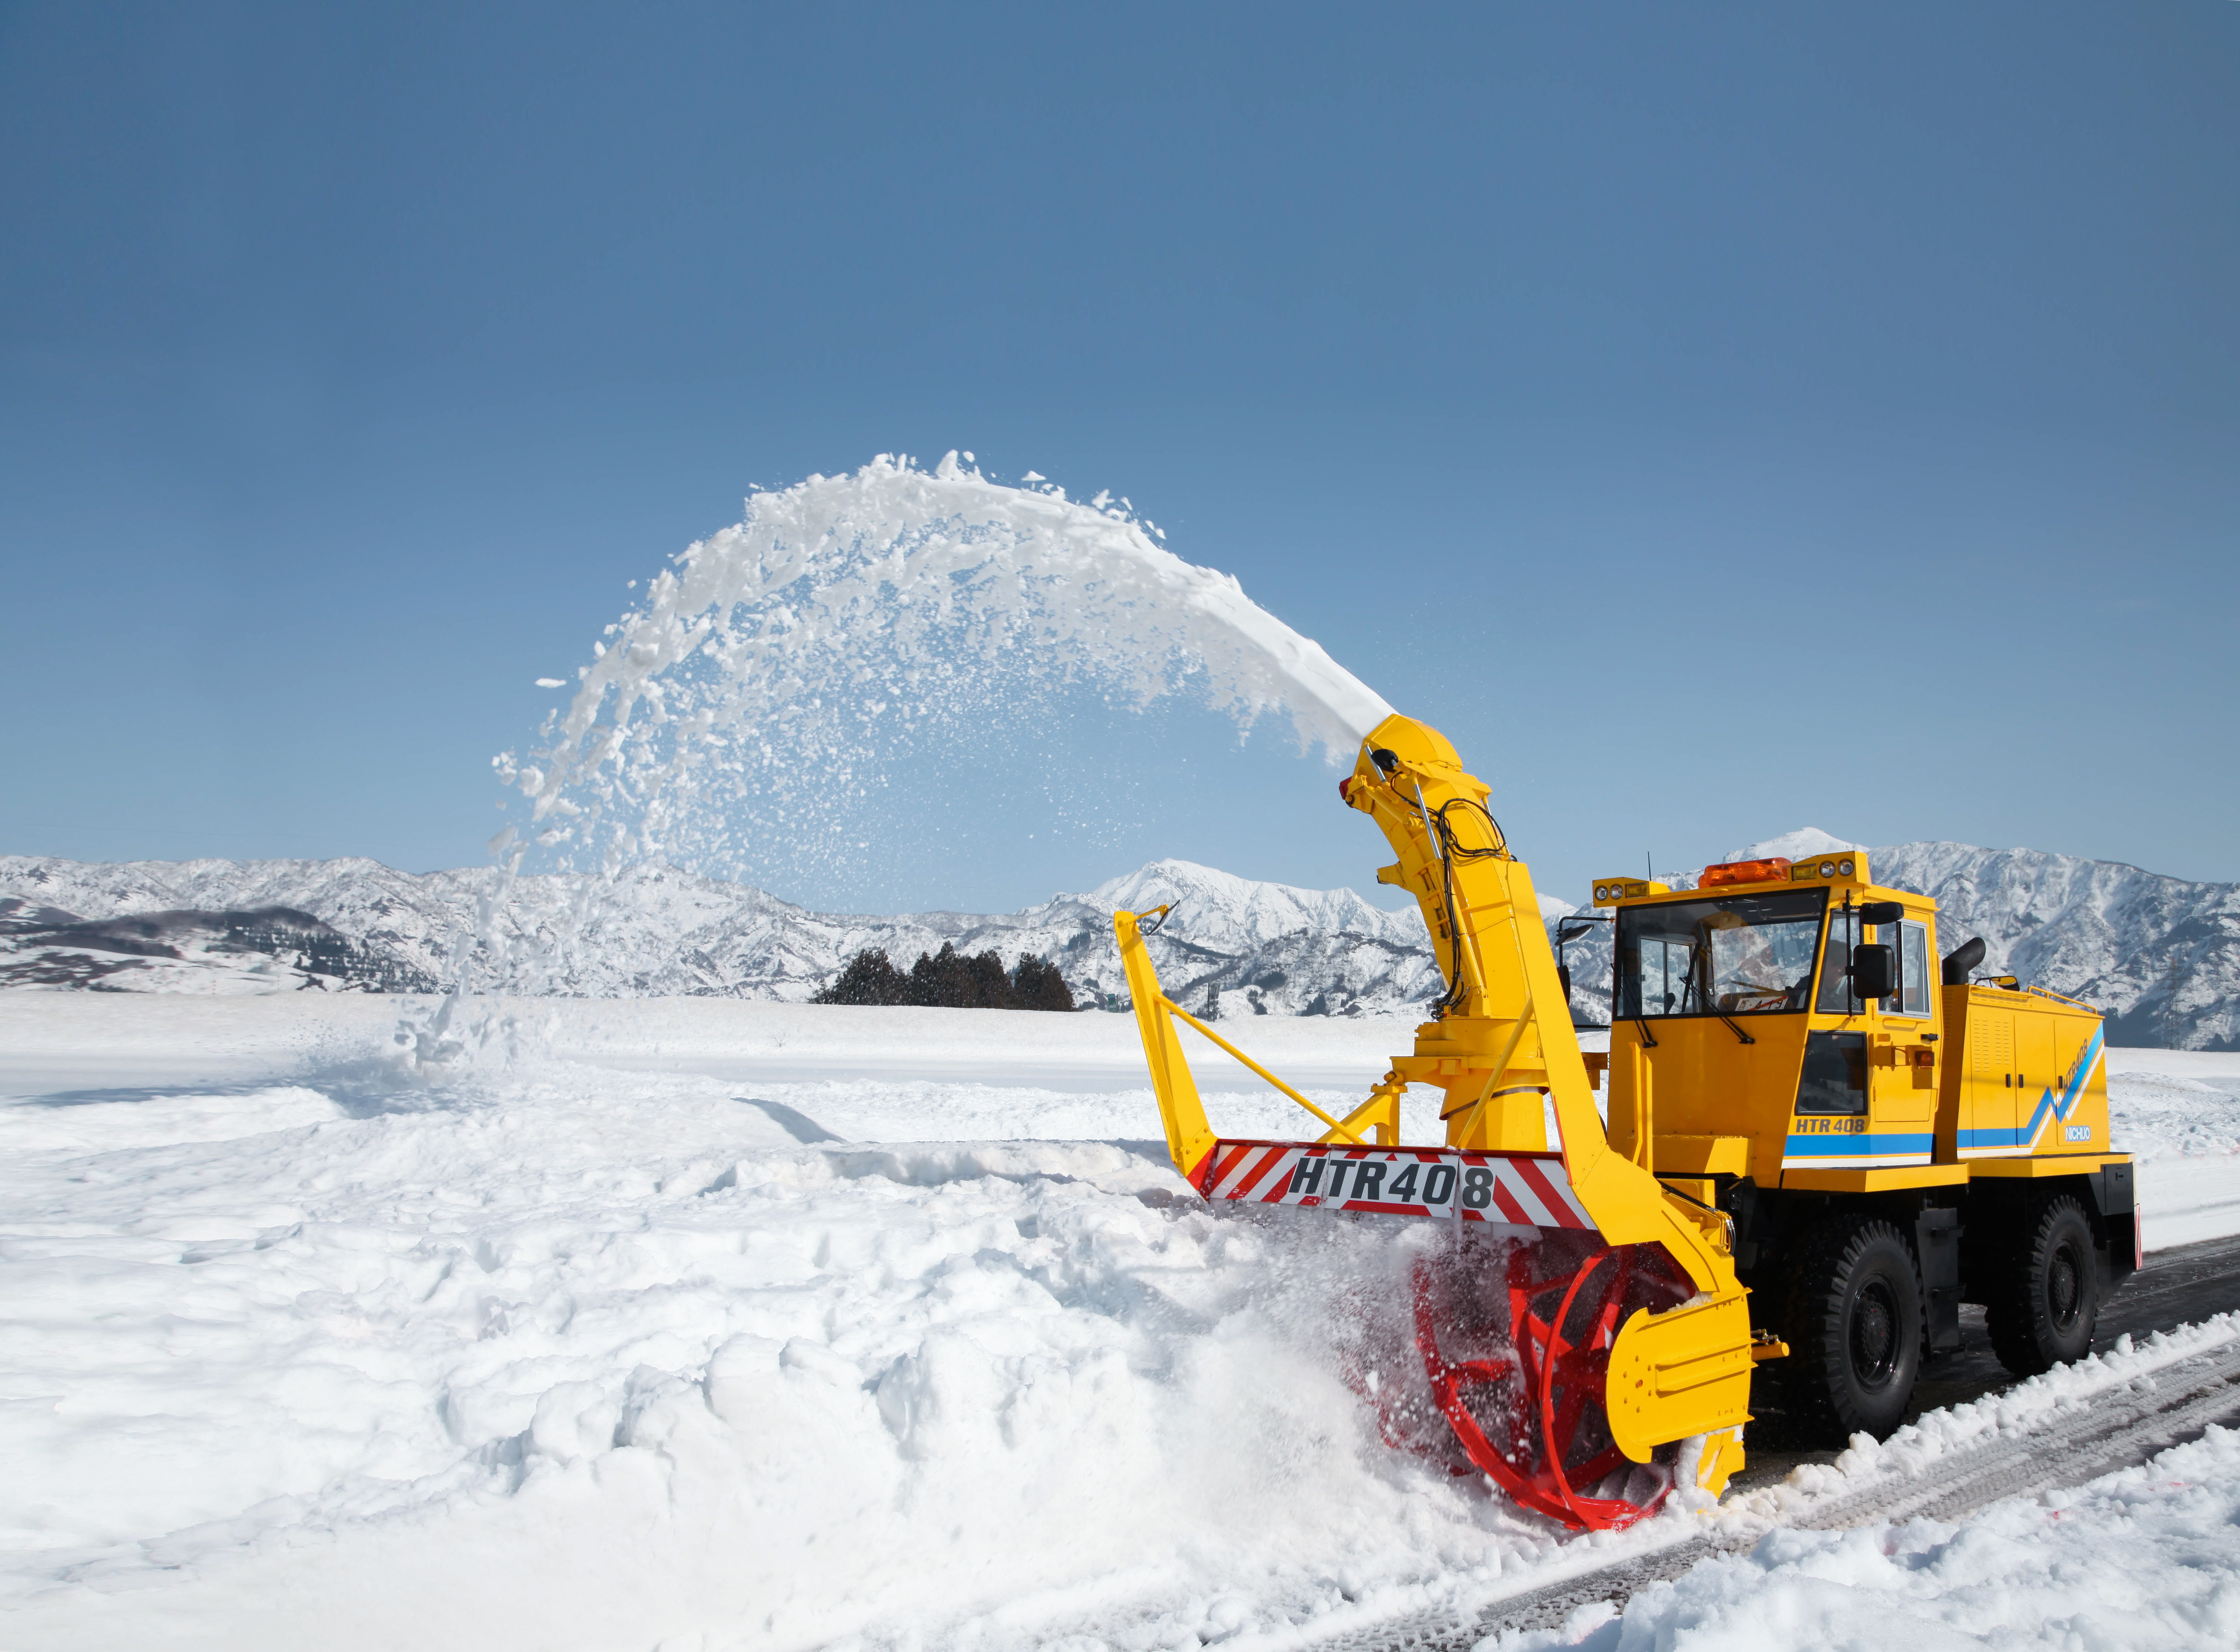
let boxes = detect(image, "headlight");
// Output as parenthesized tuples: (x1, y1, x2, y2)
(1819, 861, 1835, 877)
(1839, 860, 1854, 875)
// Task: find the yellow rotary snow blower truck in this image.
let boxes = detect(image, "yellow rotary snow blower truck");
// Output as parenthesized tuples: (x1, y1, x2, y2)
(1114, 714, 2138, 1530)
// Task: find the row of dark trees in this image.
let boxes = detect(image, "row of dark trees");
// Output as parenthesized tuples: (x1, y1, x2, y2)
(813, 942, 1077, 1012)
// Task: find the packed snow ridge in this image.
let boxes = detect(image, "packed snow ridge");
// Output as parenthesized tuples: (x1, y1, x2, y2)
(5, 834, 2239, 1046)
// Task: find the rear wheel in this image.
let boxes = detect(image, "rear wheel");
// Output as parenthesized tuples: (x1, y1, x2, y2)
(1778, 1214, 1923, 1443)
(1986, 1195, 2099, 1376)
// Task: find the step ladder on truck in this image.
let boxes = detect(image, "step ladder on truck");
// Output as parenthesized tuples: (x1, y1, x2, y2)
(1113, 714, 2138, 1530)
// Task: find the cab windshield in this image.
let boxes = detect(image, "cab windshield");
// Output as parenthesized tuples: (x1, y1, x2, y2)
(1615, 888, 1827, 1018)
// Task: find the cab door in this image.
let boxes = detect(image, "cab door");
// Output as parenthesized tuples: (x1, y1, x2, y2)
(1872, 919, 1936, 1138)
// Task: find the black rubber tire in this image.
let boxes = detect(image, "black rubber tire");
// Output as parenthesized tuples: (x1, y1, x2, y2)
(1985, 1195, 2100, 1376)
(1777, 1214, 1925, 1444)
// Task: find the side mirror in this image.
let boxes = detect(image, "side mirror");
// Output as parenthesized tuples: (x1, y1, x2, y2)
(1850, 943, 1896, 1001)
(1857, 901, 1906, 927)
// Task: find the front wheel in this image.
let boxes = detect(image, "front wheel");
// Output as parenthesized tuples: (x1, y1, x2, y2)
(1986, 1195, 2099, 1376)
(1778, 1214, 1924, 1444)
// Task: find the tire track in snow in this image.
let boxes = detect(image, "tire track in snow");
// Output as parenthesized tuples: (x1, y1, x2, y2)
(1799, 1341, 2240, 1531)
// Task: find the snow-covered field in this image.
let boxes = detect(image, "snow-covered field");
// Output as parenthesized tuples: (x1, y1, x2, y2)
(2, 994, 2235, 1650)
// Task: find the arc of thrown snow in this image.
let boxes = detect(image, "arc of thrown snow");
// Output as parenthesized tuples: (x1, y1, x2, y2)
(518, 453, 1394, 830)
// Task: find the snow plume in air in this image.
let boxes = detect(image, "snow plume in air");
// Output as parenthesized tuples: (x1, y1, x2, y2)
(405, 453, 1390, 1063)
(496, 452, 1390, 893)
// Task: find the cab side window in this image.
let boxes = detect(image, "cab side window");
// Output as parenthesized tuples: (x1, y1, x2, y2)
(1886, 920, 1931, 1017)
(1814, 909, 1931, 1015)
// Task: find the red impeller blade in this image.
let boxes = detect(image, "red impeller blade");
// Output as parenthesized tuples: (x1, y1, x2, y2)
(1409, 1232, 1693, 1532)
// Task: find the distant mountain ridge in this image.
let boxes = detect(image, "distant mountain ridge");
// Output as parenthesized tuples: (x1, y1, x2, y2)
(0, 853, 1443, 1015)
(1554, 831, 2240, 1051)
(0, 897, 438, 995)
(3, 839, 2235, 1047)
(1743, 832, 2239, 1049)
(1871, 841, 2240, 1050)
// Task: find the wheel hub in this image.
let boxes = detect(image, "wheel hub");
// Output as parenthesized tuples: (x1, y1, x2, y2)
(2048, 1246, 2081, 1330)
(1850, 1281, 1898, 1388)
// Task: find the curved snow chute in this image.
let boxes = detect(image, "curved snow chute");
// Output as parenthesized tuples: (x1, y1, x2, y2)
(1113, 714, 1758, 1530)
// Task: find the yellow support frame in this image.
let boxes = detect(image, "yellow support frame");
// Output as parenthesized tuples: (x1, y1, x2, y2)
(1116, 908, 1399, 1186)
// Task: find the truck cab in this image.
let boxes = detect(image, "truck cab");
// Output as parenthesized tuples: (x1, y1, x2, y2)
(1593, 850, 2117, 1194)
(1589, 850, 2136, 1434)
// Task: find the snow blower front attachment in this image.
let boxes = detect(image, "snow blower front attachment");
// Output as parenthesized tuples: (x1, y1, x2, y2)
(1114, 715, 1759, 1530)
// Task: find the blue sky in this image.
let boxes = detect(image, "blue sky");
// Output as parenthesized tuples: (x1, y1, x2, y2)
(4, 2, 2236, 914)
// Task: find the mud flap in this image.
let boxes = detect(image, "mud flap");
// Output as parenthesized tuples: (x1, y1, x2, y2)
(2091, 1161, 2140, 1289)
(1916, 1207, 1964, 1354)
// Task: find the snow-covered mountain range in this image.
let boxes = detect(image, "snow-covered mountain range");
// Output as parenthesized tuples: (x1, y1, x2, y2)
(1550, 829, 2240, 1050)
(0, 854, 1442, 1016)
(3, 835, 2236, 1046)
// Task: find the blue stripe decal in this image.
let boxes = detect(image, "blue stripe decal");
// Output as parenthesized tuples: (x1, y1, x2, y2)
(1959, 1023, 2104, 1151)
(1959, 1127, 2025, 1149)
(1788, 1026, 2106, 1161)
(2034, 1023, 2105, 1145)
(1782, 1132, 1935, 1158)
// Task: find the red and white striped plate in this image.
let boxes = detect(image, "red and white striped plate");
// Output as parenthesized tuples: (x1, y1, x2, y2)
(1192, 1140, 1593, 1229)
